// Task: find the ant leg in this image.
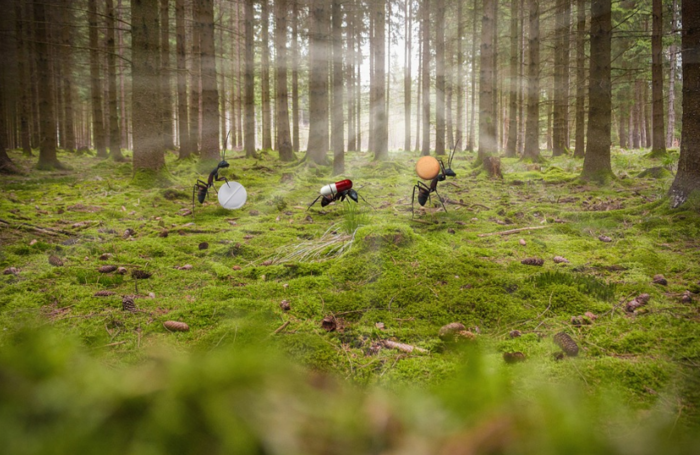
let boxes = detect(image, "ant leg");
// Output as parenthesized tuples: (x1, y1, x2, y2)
(357, 193, 374, 209)
(411, 185, 418, 218)
(433, 187, 448, 213)
(307, 195, 323, 210)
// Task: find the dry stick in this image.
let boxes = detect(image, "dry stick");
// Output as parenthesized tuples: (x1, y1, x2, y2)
(273, 321, 290, 334)
(444, 198, 473, 208)
(477, 225, 551, 237)
(0, 218, 72, 236)
(533, 291, 555, 332)
(382, 339, 428, 354)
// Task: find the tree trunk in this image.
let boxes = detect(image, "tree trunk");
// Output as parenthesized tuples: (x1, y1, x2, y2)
(14, 0, 32, 156)
(331, 0, 344, 171)
(667, 0, 678, 148)
(176, 0, 189, 158)
(435, 0, 446, 156)
(669, 0, 700, 207)
(292, 0, 300, 152)
(421, 0, 431, 156)
(132, 0, 165, 173)
(404, 0, 412, 152)
(347, 0, 357, 152)
(261, 0, 272, 150)
(106, 0, 124, 161)
(307, 0, 330, 164)
(643, 82, 651, 148)
(244, 0, 256, 157)
(467, 0, 478, 153)
(574, 0, 585, 158)
(649, 0, 665, 155)
(117, 0, 129, 150)
(59, 0, 76, 153)
(505, 0, 519, 157)
(198, 0, 220, 161)
(479, 0, 497, 160)
(619, 101, 628, 149)
(88, 0, 107, 158)
(276, 0, 294, 161)
(373, 0, 388, 160)
(0, 61, 19, 173)
(188, 1, 201, 154)
(415, 33, 422, 152)
(581, 0, 613, 182)
(522, 0, 540, 161)
(552, 0, 570, 156)
(159, 0, 174, 151)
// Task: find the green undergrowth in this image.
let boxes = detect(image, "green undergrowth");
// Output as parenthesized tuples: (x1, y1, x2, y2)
(1, 146, 700, 452)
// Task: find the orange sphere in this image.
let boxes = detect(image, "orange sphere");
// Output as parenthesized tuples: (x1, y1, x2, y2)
(416, 156, 440, 180)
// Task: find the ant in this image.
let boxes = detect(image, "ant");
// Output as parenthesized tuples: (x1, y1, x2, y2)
(411, 141, 458, 218)
(192, 132, 231, 216)
(308, 179, 370, 209)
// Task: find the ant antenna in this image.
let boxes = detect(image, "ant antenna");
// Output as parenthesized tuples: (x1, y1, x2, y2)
(222, 130, 232, 161)
(448, 138, 460, 169)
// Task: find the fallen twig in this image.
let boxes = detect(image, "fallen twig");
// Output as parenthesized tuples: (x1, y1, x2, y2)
(477, 225, 551, 237)
(273, 321, 290, 334)
(0, 218, 72, 236)
(382, 339, 428, 354)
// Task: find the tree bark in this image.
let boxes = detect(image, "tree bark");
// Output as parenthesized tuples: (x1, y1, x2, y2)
(276, 0, 294, 162)
(468, 0, 479, 153)
(404, 0, 412, 152)
(574, 0, 585, 158)
(669, 0, 700, 207)
(176, 0, 189, 158)
(643, 82, 651, 148)
(331, 0, 344, 171)
(0, 56, 19, 173)
(347, 0, 357, 152)
(261, 0, 272, 150)
(505, 0, 519, 157)
(107, 0, 124, 161)
(479, 0, 497, 160)
(581, 0, 613, 182)
(421, 0, 431, 156)
(88, 0, 107, 158)
(307, 0, 330, 164)
(132, 0, 165, 173)
(373, 0, 388, 160)
(14, 0, 32, 156)
(552, 0, 570, 156)
(198, 0, 220, 161)
(244, 0, 256, 158)
(522, 0, 540, 161)
(60, 0, 76, 153)
(649, 0, 665, 155)
(188, 1, 201, 154)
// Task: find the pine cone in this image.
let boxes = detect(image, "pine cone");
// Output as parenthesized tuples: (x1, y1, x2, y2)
(521, 257, 544, 266)
(553, 332, 579, 357)
(509, 330, 522, 338)
(553, 256, 570, 264)
(503, 352, 526, 364)
(3, 267, 19, 275)
(48, 255, 64, 267)
(94, 290, 116, 297)
(98, 265, 118, 273)
(199, 242, 209, 250)
(653, 274, 668, 285)
(279, 300, 291, 311)
(158, 230, 169, 238)
(116, 267, 128, 275)
(99, 253, 113, 260)
(122, 296, 137, 312)
(321, 316, 337, 332)
(163, 321, 190, 332)
(131, 270, 152, 279)
(438, 322, 466, 340)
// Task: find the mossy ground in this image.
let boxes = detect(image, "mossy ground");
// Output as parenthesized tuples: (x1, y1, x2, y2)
(1, 146, 699, 453)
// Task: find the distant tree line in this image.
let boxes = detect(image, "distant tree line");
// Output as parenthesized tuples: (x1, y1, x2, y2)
(0, 0, 698, 203)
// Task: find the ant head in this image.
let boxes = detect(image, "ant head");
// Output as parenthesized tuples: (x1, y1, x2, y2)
(218, 160, 230, 169)
(444, 168, 456, 177)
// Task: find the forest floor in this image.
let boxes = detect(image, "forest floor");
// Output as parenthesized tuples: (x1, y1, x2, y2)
(1, 147, 700, 454)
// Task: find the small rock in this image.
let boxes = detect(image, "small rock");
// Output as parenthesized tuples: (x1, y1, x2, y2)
(3, 267, 19, 276)
(29, 239, 38, 246)
(148, 292, 156, 298)
(99, 253, 113, 260)
(653, 274, 668, 286)
(250, 210, 260, 216)
(519, 239, 526, 246)
(198, 242, 209, 250)
(509, 330, 522, 338)
(280, 300, 291, 311)
(598, 235, 612, 243)
(116, 267, 128, 275)
(98, 265, 118, 273)
(681, 291, 693, 304)
(159, 230, 169, 238)
(305, 215, 313, 223)
(163, 321, 189, 332)
(521, 257, 544, 266)
(261, 260, 273, 266)
(123, 228, 135, 238)
(438, 322, 466, 340)
(447, 228, 455, 234)
(503, 352, 526, 364)
(553, 256, 570, 264)
(232, 265, 242, 271)
(48, 255, 64, 267)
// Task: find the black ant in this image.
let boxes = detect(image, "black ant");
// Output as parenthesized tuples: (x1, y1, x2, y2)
(192, 132, 231, 216)
(411, 141, 458, 218)
(308, 179, 370, 209)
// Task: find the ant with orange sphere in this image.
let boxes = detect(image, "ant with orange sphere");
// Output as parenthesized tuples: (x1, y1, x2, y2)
(411, 141, 458, 217)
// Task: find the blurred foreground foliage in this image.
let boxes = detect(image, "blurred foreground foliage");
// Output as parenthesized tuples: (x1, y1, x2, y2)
(1, 326, 698, 455)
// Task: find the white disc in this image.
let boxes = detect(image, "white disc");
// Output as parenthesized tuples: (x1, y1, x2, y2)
(218, 181, 247, 210)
